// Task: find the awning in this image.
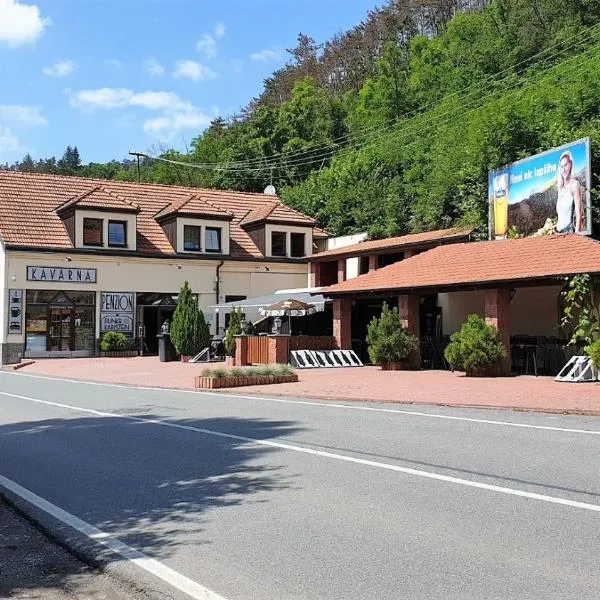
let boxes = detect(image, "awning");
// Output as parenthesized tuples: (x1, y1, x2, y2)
(209, 291, 331, 314)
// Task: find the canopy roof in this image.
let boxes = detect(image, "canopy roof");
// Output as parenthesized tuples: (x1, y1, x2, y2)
(209, 290, 331, 314)
(320, 234, 600, 295)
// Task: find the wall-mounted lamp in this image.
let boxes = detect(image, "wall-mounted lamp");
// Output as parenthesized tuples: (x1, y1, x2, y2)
(509, 288, 517, 302)
(11, 275, 16, 282)
(65, 256, 72, 262)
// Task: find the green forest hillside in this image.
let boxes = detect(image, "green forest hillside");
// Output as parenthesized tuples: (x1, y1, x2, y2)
(5, 0, 600, 239)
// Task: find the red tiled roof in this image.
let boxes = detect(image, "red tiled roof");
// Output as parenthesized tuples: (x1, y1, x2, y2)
(241, 201, 315, 228)
(0, 171, 315, 259)
(56, 185, 140, 214)
(153, 194, 233, 221)
(312, 226, 331, 240)
(321, 234, 600, 294)
(310, 227, 473, 261)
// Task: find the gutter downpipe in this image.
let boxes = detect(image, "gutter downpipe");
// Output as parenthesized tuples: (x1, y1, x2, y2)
(215, 259, 224, 337)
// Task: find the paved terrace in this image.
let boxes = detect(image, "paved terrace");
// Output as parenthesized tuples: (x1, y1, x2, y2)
(16, 357, 600, 414)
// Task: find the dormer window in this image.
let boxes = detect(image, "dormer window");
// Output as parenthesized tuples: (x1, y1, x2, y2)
(83, 218, 103, 246)
(205, 227, 222, 253)
(291, 232, 306, 257)
(56, 186, 139, 251)
(271, 231, 286, 257)
(184, 225, 202, 251)
(108, 220, 127, 247)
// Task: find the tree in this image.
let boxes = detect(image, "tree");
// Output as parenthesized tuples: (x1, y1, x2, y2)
(58, 146, 81, 175)
(170, 281, 210, 357)
(224, 308, 242, 357)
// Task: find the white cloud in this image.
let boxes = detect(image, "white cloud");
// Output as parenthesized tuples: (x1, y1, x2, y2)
(0, 126, 22, 153)
(143, 108, 212, 135)
(250, 48, 281, 62)
(0, 0, 50, 47)
(196, 34, 217, 60)
(214, 22, 225, 38)
(68, 86, 215, 137)
(196, 23, 225, 59)
(145, 58, 165, 76)
(173, 59, 216, 82)
(69, 87, 134, 109)
(43, 60, 75, 77)
(0, 104, 46, 126)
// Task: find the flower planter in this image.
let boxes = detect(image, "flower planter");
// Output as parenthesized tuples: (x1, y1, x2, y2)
(225, 356, 236, 367)
(99, 350, 138, 358)
(181, 355, 190, 363)
(195, 374, 298, 389)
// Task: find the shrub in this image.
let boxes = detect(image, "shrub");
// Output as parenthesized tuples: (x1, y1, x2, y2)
(366, 302, 418, 366)
(444, 314, 507, 376)
(200, 364, 295, 379)
(224, 308, 242, 357)
(585, 339, 600, 369)
(170, 281, 211, 357)
(100, 331, 129, 352)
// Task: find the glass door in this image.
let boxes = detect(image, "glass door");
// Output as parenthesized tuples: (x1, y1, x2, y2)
(47, 308, 74, 351)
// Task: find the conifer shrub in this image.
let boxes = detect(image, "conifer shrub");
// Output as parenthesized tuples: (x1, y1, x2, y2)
(444, 314, 507, 376)
(170, 281, 210, 357)
(366, 302, 418, 367)
(224, 307, 242, 357)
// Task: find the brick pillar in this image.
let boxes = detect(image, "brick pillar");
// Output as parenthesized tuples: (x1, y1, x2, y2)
(337, 258, 346, 283)
(398, 294, 421, 369)
(333, 298, 352, 349)
(235, 335, 249, 366)
(310, 262, 321, 287)
(267, 336, 290, 364)
(484, 288, 511, 376)
(368, 254, 378, 272)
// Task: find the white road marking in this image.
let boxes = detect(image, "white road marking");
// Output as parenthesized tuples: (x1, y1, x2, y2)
(2, 390, 600, 514)
(4, 371, 600, 436)
(0, 473, 228, 600)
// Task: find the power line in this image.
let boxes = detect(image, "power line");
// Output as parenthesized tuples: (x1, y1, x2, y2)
(136, 42, 600, 179)
(139, 22, 600, 172)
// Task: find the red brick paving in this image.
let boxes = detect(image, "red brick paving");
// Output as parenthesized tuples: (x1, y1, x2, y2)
(18, 357, 600, 414)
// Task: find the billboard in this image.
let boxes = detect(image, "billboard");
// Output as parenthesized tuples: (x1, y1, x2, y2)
(489, 138, 591, 239)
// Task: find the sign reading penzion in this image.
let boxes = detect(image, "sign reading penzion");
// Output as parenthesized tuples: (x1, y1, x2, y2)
(27, 266, 97, 283)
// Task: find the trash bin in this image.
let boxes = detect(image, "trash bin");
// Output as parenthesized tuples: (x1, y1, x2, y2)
(157, 333, 177, 362)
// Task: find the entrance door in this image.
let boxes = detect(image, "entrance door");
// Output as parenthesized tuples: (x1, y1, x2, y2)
(47, 308, 74, 351)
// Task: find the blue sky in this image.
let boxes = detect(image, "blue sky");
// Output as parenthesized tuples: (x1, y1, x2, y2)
(0, 0, 381, 164)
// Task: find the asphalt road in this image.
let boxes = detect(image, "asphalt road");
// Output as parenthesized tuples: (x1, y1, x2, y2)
(1, 371, 599, 600)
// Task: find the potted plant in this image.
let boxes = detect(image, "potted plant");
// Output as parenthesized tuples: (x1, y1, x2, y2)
(366, 302, 418, 370)
(170, 281, 210, 362)
(99, 331, 133, 357)
(584, 340, 600, 380)
(444, 314, 507, 377)
(224, 307, 242, 366)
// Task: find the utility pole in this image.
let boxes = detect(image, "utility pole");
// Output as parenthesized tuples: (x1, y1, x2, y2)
(128, 151, 143, 183)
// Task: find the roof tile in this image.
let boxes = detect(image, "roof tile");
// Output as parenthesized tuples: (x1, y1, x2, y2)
(321, 234, 600, 294)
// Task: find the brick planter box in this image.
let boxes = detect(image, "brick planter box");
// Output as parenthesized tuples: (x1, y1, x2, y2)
(99, 350, 139, 358)
(195, 374, 298, 389)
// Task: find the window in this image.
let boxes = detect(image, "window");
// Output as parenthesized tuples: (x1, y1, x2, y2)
(205, 227, 222, 253)
(271, 231, 286, 257)
(108, 220, 127, 247)
(83, 218, 103, 246)
(184, 225, 201, 251)
(290, 232, 305, 257)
